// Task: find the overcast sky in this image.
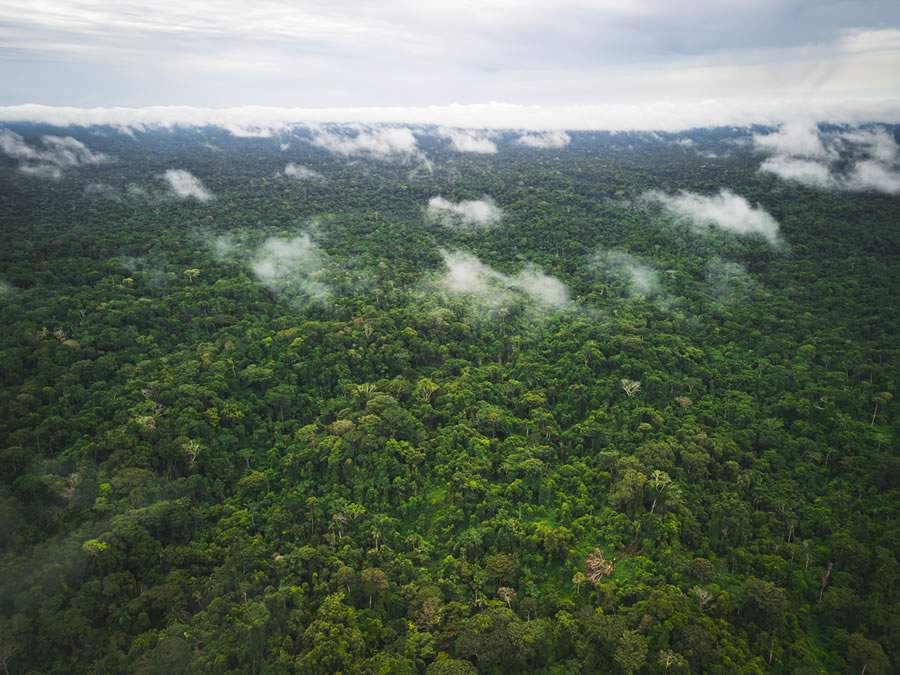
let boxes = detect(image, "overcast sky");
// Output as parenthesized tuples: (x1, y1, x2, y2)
(1, 1, 899, 127)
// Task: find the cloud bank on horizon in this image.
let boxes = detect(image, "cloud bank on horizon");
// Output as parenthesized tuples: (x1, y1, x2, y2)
(2, 101, 900, 133)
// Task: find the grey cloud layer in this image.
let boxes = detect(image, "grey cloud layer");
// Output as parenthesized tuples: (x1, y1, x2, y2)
(2, 2, 900, 108)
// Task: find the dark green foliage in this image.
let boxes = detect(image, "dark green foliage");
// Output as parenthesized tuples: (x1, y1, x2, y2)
(0, 125, 897, 673)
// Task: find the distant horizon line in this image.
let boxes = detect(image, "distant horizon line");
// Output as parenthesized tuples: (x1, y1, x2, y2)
(2, 100, 900, 134)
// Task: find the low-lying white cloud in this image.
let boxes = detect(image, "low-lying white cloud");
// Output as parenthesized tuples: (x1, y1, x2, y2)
(845, 160, 900, 194)
(645, 189, 781, 244)
(753, 122, 833, 159)
(162, 169, 213, 201)
(0, 129, 109, 177)
(426, 196, 504, 229)
(758, 156, 836, 189)
(438, 127, 497, 153)
(284, 163, 323, 180)
(311, 126, 425, 164)
(436, 249, 569, 312)
(589, 250, 662, 297)
(516, 130, 571, 149)
(250, 234, 330, 303)
(838, 128, 899, 163)
(755, 123, 900, 194)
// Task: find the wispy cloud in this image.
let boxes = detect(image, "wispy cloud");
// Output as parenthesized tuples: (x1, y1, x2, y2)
(426, 196, 504, 229)
(844, 159, 900, 194)
(516, 130, 571, 149)
(284, 162, 324, 180)
(310, 125, 425, 163)
(250, 234, 330, 304)
(588, 249, 662, 297)
(162, 169, 213, 201)
(437, 127, 498, 153)
(644, 189, 782, 245)
(758, 156, 836, 189)
(756, 123, 900, 194)
(705, 257, 755, 304)
(435, 249, 569, 312)
(753, 122, 834, 159)
(0, 129, 109, 178)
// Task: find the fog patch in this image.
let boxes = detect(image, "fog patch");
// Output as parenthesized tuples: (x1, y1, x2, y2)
(438, 127, 498, 154)
(516, 130, 571, 149)
(837, 128, 899, 164)
(759, 156, 836, 189)
(705, 257, 755, 304)
(644, 189, 782, 245)
(84, 182, 120, 199)
(755, 123, 900, 194)
(753, 122, 834, 159)
(435, 249, 569, 312)
(162, 169, 213, 202)
(0, 129, 110, 178)
(284, 163, 324, 180)
(426, 196, 503, 229)
(250, 234, 330, 304)
(311, 125, 426, 164)
(589, 250, 662, 298)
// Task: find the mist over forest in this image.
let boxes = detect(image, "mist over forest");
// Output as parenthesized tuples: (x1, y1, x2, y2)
(0, 117, 897, 674)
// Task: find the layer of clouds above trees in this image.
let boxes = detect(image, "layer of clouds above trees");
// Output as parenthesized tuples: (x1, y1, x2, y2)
(755, 124, 900, 194)
(4, 101, 900, 134)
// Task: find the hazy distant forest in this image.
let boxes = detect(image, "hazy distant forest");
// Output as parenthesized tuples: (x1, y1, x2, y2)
(0, 123, 897, 674)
